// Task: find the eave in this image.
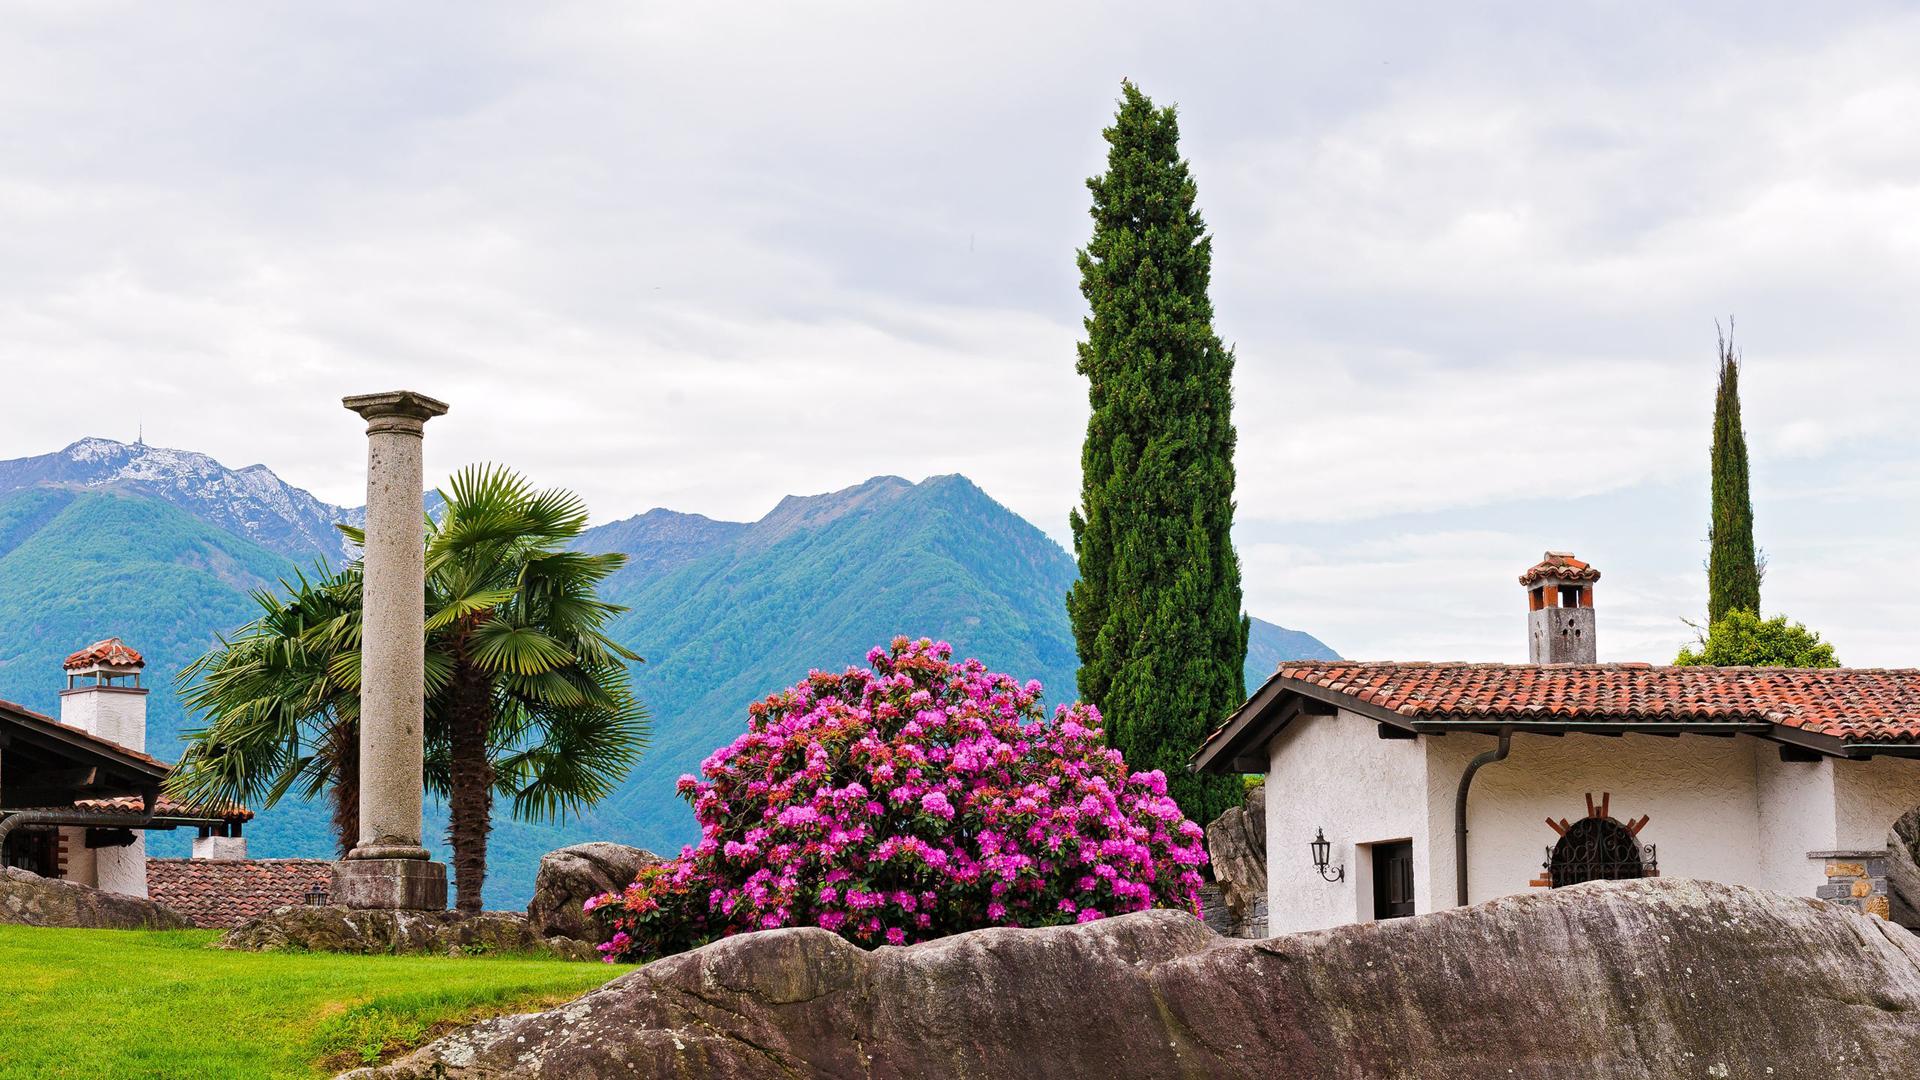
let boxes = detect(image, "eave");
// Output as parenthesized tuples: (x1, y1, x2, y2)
(1191, 675, 1901, 775)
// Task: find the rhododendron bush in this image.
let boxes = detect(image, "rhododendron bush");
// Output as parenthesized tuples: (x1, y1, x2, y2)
(590, 637, 1207, 961)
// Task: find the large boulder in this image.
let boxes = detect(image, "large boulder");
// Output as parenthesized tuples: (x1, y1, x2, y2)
(1890, 806, 1920, 930)
(0, 866, 191, 930)
(1203, 782, 1267, 937)
(342, 878, 1920, 1079)
(220, 906, 596, 960)
(527, 842, 659, 941)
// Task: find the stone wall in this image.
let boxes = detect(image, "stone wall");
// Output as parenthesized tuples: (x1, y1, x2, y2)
(1815, 849, 1893, 919)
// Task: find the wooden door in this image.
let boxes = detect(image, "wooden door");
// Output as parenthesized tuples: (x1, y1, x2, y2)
(1372, 840, 1414, 919)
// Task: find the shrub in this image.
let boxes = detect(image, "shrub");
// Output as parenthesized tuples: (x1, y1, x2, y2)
(589, 637, 1207, 961)
(1674, 609, 1839, 668)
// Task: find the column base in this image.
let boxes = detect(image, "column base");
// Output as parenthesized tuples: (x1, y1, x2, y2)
(331, 858, 448, 910)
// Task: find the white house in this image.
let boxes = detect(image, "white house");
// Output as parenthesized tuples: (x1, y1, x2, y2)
(1192, 554, 1920, 934)
(0, 638, 250, 897)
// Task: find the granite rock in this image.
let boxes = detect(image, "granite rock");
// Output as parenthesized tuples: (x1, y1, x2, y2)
(0, 866, 190, 930)
(341, 878, 1920, 1079)
(526, 842, 660, 941)
(220, 905, 596, 960)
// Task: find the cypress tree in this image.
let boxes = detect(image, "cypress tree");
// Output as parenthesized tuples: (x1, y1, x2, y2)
(1708, 327, 1761, 623)
(1067, 81, 1246, 828)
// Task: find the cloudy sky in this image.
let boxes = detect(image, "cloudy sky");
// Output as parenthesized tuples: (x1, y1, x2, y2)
(3, 2, 1917, 666)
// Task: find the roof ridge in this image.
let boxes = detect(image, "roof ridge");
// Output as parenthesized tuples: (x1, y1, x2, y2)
(1276, 660, 1920, 675)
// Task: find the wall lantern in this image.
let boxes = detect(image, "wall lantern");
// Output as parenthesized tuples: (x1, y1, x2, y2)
(1310, 827, 1344, 882)
(305, 882, 330, 906)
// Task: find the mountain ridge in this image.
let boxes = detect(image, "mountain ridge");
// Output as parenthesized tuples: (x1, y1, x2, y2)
(0, 440, 1339, 907)
(0, 438, 356, 565)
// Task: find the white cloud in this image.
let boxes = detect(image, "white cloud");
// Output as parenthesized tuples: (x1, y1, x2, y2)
(0, 2, 1915, 665)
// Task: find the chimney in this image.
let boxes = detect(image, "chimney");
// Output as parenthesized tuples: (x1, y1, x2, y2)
(59, 637, 148, 752)
(192, 832, 247, 860)
(1520, 552, 1599, 664)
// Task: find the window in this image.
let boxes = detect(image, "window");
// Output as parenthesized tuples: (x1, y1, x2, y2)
(1371, 840, 1414, 919)
(1547, 817, 1650, 887)
(2, 827, 57, 877)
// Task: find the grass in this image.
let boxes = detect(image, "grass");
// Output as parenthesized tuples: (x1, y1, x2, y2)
(0, 924, 629, 1079)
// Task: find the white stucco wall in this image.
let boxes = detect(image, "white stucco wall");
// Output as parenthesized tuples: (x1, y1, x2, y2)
(1264, 707, 1431, 934)
(1833, 756, 1920, 851)
(192, 835, 248, 860)
(1426, 732, 1768, 905)
(57, 687, 148, 753)
(1753, 745, 1836, 897)
(1261, 715, 1920, 933)
(95, 834, 147, 897)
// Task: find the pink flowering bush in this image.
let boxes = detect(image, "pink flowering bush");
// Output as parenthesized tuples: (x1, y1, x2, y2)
(589, 637, 1207, 961)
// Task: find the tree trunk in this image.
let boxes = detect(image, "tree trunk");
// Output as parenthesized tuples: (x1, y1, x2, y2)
(329, 717, 360, 858)
(446, 660, 495, 913)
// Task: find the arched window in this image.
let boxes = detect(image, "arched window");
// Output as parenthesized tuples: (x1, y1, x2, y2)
(1547, 817, 1649, 888)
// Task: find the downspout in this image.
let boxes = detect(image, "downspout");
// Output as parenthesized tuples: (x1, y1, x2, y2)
(1454, 727, 1513, 907)
(0, 790, 158, 848)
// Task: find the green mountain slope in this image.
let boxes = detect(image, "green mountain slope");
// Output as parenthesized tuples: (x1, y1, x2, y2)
(0, 466, 1340, 910)
(0, 488, 338, 858)
(572, 474, 1340, 873)
(1248, 615, 1340, 671)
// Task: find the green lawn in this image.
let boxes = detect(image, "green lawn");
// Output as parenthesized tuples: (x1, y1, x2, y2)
(0, 925, 629, 1079)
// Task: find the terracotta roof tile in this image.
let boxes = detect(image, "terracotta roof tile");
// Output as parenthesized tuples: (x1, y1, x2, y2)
(146, 859, 335, 929)
(1518, 551, 1602, 587)
(1263, 661, 1920, 744)
(63, 637, 145, 670)
(72, 794, 252, 823)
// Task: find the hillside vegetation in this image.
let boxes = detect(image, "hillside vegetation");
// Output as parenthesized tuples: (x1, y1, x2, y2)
(0, 441, 1338, 908)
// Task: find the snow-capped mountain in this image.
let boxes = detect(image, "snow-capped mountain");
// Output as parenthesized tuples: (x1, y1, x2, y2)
(0, 437, 354, 564)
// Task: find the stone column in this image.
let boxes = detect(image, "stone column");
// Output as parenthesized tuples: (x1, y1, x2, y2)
(332, 390, 449, 910)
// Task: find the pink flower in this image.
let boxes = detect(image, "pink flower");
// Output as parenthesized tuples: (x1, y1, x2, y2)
(919, 791, 955, 821)
(589, 637, 1209, 962)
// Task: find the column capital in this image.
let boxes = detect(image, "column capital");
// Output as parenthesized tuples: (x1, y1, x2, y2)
(343, 391, 450, 434)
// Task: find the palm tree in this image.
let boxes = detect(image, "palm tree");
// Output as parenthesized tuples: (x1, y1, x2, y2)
(171, 565, 364, 855)
(168, 465, 649, 912)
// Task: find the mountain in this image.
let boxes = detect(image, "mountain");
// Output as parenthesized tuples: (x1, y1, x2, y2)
(0, 438, 354, 565)
(568, 475, 1341, 876)
(0, 439, 1340, 908)
(0, 484, 336, 860)
(1248, 614, 1340, 671)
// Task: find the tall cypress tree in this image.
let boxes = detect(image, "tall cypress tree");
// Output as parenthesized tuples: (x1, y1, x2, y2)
(1708, 328, 1761, 623)
(1068, 82, 1246, 827)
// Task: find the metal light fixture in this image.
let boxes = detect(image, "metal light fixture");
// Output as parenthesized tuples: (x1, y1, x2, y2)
(305, 882, 330, 906)
(1310, 827, 1344, 882)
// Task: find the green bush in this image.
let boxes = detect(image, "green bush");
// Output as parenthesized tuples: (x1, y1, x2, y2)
(1674, 609, 1838, 667)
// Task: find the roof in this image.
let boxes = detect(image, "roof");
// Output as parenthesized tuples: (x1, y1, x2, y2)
(0, 697, 169, 775)
(0, 699, 247, 822)
(147, 859, 335, 929)
(1518, 552, 1602, 587)
(63, 637, 145, 670)
(72, 794, 252, 823)
(1193, 661, 1920, 774)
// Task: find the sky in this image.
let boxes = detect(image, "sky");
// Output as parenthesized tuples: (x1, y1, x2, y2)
(2, 2, 1917, 666)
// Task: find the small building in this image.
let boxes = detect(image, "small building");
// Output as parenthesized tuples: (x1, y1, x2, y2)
(0, 639, 251, 899)
(147, 858, 335, 928)
(1193, 554, 1920, 934)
